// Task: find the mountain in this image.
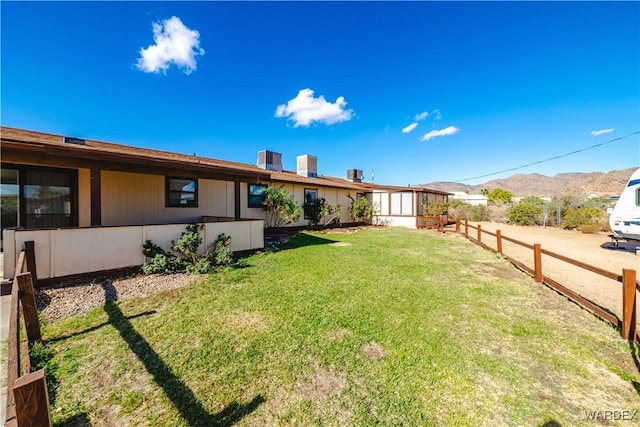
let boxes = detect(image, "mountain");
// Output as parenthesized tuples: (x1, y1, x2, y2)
(421, 167, 637, 198)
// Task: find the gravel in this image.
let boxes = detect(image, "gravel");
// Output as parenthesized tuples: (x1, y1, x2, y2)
(36, 273, 198, 322)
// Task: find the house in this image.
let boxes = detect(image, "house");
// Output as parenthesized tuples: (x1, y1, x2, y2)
(1, 126, 450, 281)
(368, 184, 450, 228)
(450, 191, 488, 206)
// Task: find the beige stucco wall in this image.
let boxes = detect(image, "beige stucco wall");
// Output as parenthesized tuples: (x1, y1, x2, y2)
(240, 182, 355, 227)
(78, 168, 91, 227)
(101, 171, 234, 226)
(2, 220, 264, 280)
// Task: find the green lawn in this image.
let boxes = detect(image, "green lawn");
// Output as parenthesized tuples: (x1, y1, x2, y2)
(40, 228, 639, 426)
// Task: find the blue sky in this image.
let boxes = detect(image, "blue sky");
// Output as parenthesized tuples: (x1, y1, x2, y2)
(2, 1, 639, 186)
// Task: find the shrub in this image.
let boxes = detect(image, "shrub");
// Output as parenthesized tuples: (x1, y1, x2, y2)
(304, 197, 342, 228)
(487, 188, 513, 204)
(349, 194, 374, 223)
(448, 203, 491, 222)
(205, 233, 233, 266)
(507, 202, 543, 225)
(262, 186, 302, 228)
(562, 207, 603, 230)
(142, 225, 234, 274)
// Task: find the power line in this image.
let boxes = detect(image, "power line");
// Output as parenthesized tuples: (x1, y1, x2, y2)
(455, 130, 640, 183)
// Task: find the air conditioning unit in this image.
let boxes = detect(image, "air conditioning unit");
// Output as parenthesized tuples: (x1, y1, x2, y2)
(257, 150, 282, 172)
(297, 154, 318, 178)
(347, 169, 363, 183)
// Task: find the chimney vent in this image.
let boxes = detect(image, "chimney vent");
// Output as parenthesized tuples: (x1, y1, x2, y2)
(64, 136, 86, 146)
(257, 150, 282, 172)
(347, 169, 363, 183)
(297, 155, 318, 178)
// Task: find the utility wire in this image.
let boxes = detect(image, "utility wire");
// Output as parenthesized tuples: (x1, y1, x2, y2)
(455, 130, 640, 183)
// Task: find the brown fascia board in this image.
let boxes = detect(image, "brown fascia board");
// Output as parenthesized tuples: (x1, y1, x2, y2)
(1, 132, 270, 181)
(359, 182, 452, 196)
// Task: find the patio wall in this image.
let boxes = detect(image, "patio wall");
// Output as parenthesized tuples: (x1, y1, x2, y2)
(2, 220, 264, 280)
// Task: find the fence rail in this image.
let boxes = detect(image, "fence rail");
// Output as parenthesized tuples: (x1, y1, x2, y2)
(5, 241, 51, 427)
(448, 220, 639, 343)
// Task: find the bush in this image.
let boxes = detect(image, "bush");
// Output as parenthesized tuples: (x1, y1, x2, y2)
(262, 186, 301, 228)
(449, 203, 490, 222)
(142, 226, 234, 274)
(562, 207, 603, 230)
(304, 197, 342, 228)
(507, 202, 543, 225)
(349, 195, 374, 223)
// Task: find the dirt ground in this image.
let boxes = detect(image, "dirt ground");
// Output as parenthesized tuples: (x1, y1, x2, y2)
(452, 222, 640, 320)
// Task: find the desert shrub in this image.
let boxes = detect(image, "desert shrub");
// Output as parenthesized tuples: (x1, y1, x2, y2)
(507, 202, 543, 225)
(142, 254, 186, 274)
(562, 207, 603, 230)
(449, 203, 490, 222)
(304, 197, 342, 228)
(142, 225, 234, 274)
(262, 186, 301, 227)
(486, 188, 513, 204)
(349, 194, 374, 223)
(205, 233, 233, 266)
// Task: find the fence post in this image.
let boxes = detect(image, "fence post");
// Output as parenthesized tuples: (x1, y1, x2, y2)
(464, 220, 469, 238)
(12, 369, 52, 427)
(24, 240, 38, 289)
(622, 269, 637, 341)
(496, 230, 503, 254)
(16, 272, 42, 346)
(477, 224, 482, 245)
(534, 243, 543, 283)
(455, 219, 460, 233)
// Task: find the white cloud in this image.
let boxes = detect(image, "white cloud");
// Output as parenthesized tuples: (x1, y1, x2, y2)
(414, 111, 429, 121)
(136, 16, 204, 75)
(275, 88, 354, 127)
(590, 128, 615, 136)
(432, 109, 442, 120)
(420, 125, 459, 142)
(402, 122, 418, 134)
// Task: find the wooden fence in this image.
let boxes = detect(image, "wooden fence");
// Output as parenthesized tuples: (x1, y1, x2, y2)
(5, 241, 52, 427)
(438, 220, 639, 343)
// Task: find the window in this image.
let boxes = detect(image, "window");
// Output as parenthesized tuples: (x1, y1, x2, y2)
(304, 188, 318, 219)
(1, 164, 78, 232)
(166, 177, 198, 207)
(248, 184, 268, 208)
(637, 188, 640, 206)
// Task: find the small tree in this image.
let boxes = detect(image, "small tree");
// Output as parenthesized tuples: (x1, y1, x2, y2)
(507, 201, 542, 225)
(487, 188, 513, 204)
(348, 194, 374, 224)
(262, 186, 301, 228)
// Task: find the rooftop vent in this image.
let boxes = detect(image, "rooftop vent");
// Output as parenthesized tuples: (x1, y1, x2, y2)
(297, 154, 317, 178)
(347, 169, 363, 183)
(257, 150, 282, 172)
(63, 136, 86, 146)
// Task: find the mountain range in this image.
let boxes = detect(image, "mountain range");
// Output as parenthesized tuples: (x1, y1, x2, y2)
(421, 167, 637, 198)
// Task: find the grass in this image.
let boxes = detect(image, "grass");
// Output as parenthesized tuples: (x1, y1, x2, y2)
(39, 227, 640, 426)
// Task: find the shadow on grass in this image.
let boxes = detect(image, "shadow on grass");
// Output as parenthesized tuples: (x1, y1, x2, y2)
(45, 311, 156, 344)
(275, 232, 338, 251)
(100, 281, 264, 425)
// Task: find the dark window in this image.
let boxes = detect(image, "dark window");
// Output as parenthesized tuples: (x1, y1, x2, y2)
(304, 188, 318, 219)
(1, 164, 78, 232)
(637, 188, 640, 206)
(248, 184, 268, 208)
(166, 177, 198, 207)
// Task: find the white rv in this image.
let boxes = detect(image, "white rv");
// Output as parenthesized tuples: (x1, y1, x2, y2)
(609, 168, 640, 242)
